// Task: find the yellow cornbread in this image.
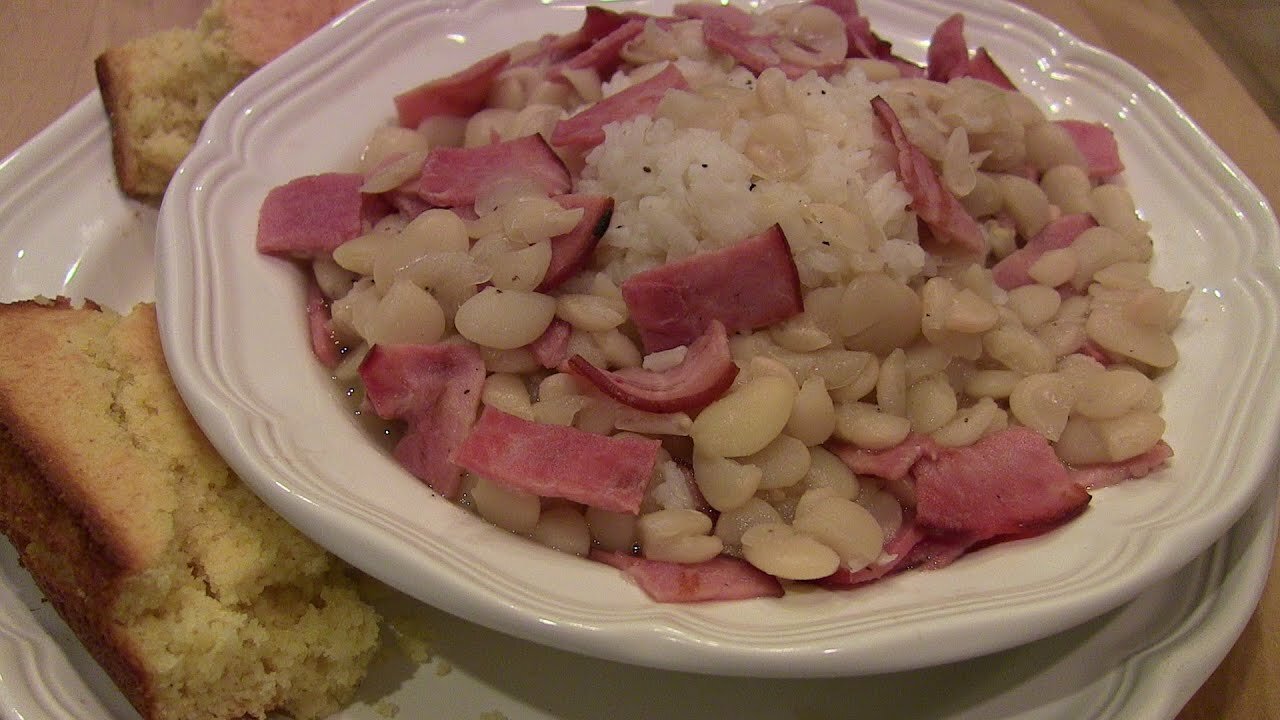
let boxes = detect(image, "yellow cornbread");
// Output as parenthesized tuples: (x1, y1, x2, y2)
(0, 300, 379, 720)
(95, 0, 358, 197)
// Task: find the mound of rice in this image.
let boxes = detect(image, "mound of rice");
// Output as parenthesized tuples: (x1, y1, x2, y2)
(578, 64, 925, 289)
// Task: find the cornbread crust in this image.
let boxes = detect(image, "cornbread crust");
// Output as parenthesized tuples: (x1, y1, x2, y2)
(95, 0, 358, 198)
(0, 300, 380, 720)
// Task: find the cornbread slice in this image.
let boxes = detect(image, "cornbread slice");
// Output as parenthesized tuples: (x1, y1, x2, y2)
(0, 300, 380, 720)
(95, 0, 358, 197)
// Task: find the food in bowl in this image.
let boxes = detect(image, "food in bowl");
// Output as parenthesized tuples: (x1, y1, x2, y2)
(256, 1, 1183, 602)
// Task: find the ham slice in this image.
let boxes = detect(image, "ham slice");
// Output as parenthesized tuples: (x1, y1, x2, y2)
(527, 319, 572, 369)
(551, 64, 690, 150)
(912, 426, 1092, 543)
(699, 14, 843, 80)
(452, 407, 661, 513)
(1078, 338, 1116, 366)
(1056, 120, 1124, 178)
(967, 47, 1016, 90)
(828, 433, 939, 482)
(512, 6, 632, 70)
(394, 50, 510, 129)
(990, 213, 1097, 290)
(926, 13, 1016, 90)
(537, 194, 614, 292)
(417, 134, 571, 208)
(567, 320, 738, 413)
(305, 278, 340, 369)
(926, 14, 969, 83)
(591, 550, 784, 602)
(871, 97, 985, 254)
(898, 535, 971, 570)
(257, 173, 381, 257)
(359, 343, 486, 499)
(812, 0, 893, 60)
(554, 18, 645, 82)
(1070, 441, 1173, 490)
(620, 224, 804, 353)
(817, 516, 927, 588)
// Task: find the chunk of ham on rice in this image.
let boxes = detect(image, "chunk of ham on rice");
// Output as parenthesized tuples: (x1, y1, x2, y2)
(551, 64, 691, 151)
(871, 97, 986, 254)
(620, 225, 804, 353)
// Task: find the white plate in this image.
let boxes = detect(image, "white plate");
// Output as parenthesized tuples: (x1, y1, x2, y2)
(0, 89, 1275, 720)
(155, 0, 1280, 676)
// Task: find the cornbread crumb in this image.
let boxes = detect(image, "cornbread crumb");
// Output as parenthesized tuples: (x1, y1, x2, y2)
(95, 0, 356, 197)
(0, 300, 380, 720)
(435, 659, 454, 677)
(385, 610, 439, 664)
(374, 699, 401, 718)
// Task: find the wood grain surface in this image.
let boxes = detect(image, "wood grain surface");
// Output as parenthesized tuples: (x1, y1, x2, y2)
(0, 1, 1276, 718)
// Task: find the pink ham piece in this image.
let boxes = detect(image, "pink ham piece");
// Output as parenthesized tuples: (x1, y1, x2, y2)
(912, 426, 1092, 543)
(828, 433, 939, 482)
(511, 6, 633, 70)
(1070, 441, 1173, 490)
(1056, 120, 1124, 179)
(527, 318, 572, 369)
(818, 516, 927, 588)
(926, 14, 969, 83)
(359, 343, 486, 499)
(621, 224, 804, 353)
(567, 320, 738, 413)
(898, 535, 971, 571)
(452, 407, 661, 513)
(967, 47, 1017, 90)
(537, 194, 614, 292)
(551, 64, 690, 150)
(553, 18, 645, 82)
(417, 134, 571, 208)
(699, 15, 843, 80)
(926, 13, 1016, 90)
(812, 0, 893, 60)
(394, 50, 510, 129)
(1078, 338, 1115, 366)
(871, 97, 986, 254)
(590, 550, 784, 602)
(305, 278, 340, 369)
(257, 173, 381, 257)
(990, 213, 1097, 290)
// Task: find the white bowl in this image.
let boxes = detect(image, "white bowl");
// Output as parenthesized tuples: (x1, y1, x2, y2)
(156, 0, 1280, 677)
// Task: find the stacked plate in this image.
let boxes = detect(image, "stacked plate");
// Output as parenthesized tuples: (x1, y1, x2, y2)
(2, 0, 1278, 717)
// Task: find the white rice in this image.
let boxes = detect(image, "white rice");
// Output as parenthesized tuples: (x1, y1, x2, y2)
(577, 63, 921, 292)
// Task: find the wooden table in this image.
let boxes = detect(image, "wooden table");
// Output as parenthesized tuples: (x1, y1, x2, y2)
(1, 1, 1276, 717)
